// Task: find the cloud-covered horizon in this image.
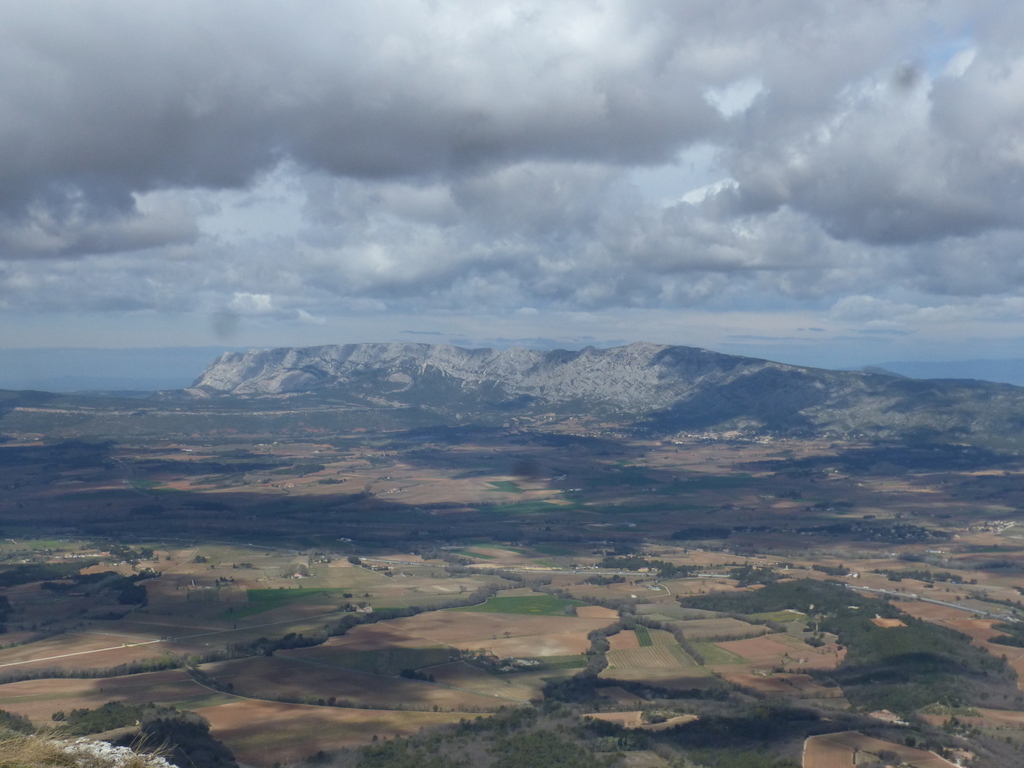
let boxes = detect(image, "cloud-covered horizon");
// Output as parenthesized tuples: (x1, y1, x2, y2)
(2, 1, 1024, 360)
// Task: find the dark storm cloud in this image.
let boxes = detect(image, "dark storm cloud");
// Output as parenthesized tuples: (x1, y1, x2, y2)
(0, 1, 723, 241)
(2, 0, 1024, 331)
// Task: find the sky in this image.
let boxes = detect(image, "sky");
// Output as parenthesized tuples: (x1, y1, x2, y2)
(3, 1, 1024, 375)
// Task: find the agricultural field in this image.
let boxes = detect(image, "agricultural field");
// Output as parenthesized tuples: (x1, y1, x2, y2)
(194, 700, 479, 765)
(449, 592, 584, 615)
(280, 644, 454, 676)
(425, 661, 542, 701)
(602, 628, 713, 689)
(381, 610, 611, 656)
(803, 731, 958, 768)
(2, 420, 1024, 766)
(608, 630, 641, 651)
(203, 655, 513, 710)
(673, 617, 768, 640)
(606, 643, 698, 670)
(0, 669, 209, 724)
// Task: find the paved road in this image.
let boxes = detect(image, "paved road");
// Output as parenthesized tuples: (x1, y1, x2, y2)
(846, 584, 1018, 622)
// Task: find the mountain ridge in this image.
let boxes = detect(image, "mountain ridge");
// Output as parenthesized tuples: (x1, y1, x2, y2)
(190, 341, 808, 408)
(187, 342, 1024, 445)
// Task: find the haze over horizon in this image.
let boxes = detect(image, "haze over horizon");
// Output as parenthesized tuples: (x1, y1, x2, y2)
(3, 2, 1024, 371)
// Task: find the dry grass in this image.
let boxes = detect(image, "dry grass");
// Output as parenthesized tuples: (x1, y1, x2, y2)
(0, 730, 165, 768)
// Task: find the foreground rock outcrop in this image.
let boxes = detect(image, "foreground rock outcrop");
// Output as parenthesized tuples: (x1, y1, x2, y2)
(0, 731, 172, 768)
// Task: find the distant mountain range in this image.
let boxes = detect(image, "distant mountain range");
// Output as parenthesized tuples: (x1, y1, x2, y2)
(190, 342, 1024, 445)
(870, 359, 1024, 387)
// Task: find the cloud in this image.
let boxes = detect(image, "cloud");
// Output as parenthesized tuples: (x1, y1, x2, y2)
(2, 0, 1024, 349)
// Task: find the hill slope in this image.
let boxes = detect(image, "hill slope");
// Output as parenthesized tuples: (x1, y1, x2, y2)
(188, 342, 1024, 444)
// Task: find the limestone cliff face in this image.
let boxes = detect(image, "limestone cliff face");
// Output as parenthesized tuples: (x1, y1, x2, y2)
(190, 342, 779, 409)
(189, 342, 1024, 440)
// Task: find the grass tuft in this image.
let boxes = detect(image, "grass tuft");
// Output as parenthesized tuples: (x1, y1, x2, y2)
(0, 729, 168, 768)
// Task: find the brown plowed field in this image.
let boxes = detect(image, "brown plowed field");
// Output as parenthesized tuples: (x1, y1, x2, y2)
(978, 708, 1024, 727)
(891, 601, 974, 621)
(288, 623, 440, 655)
(608, 631, 640, 651)
(803, 735, 854, 768)
(0, 632, 189, 672)
(576, 606, 619, 620)
(870, 617, 906, 628)
(0, 670, 205, 724)
(803, 732, 958, 768)
(204, 656, 516, 709)
(426, 661, 540, 701)
(455, 632, 594, 656)
(674, 618, 766, 640)
(715, 636, 795, 662)
(332, 610, 607, 656)
(940, 618, 1024, 685)
(943, 618, 1004, 644)
(196, 700, 478, 767)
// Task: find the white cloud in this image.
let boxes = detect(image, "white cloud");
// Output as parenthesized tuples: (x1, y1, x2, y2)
(704, 78, 764, 117)
(0, 0, 1023, 363)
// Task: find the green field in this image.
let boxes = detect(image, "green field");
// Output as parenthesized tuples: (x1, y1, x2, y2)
(692, 642, 747, 665)
(485, 500, 579, 516)
(530, 543, 578, 557)
(450, 594, 585, 616)
(228, 588, 351, 618)
(634, 625, 653, 647)
(487, 481, 524, 493)
(453, 549, 498, 560)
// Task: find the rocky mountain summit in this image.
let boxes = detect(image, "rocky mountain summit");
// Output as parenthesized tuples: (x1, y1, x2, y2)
(190, 342, 1024, 442)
